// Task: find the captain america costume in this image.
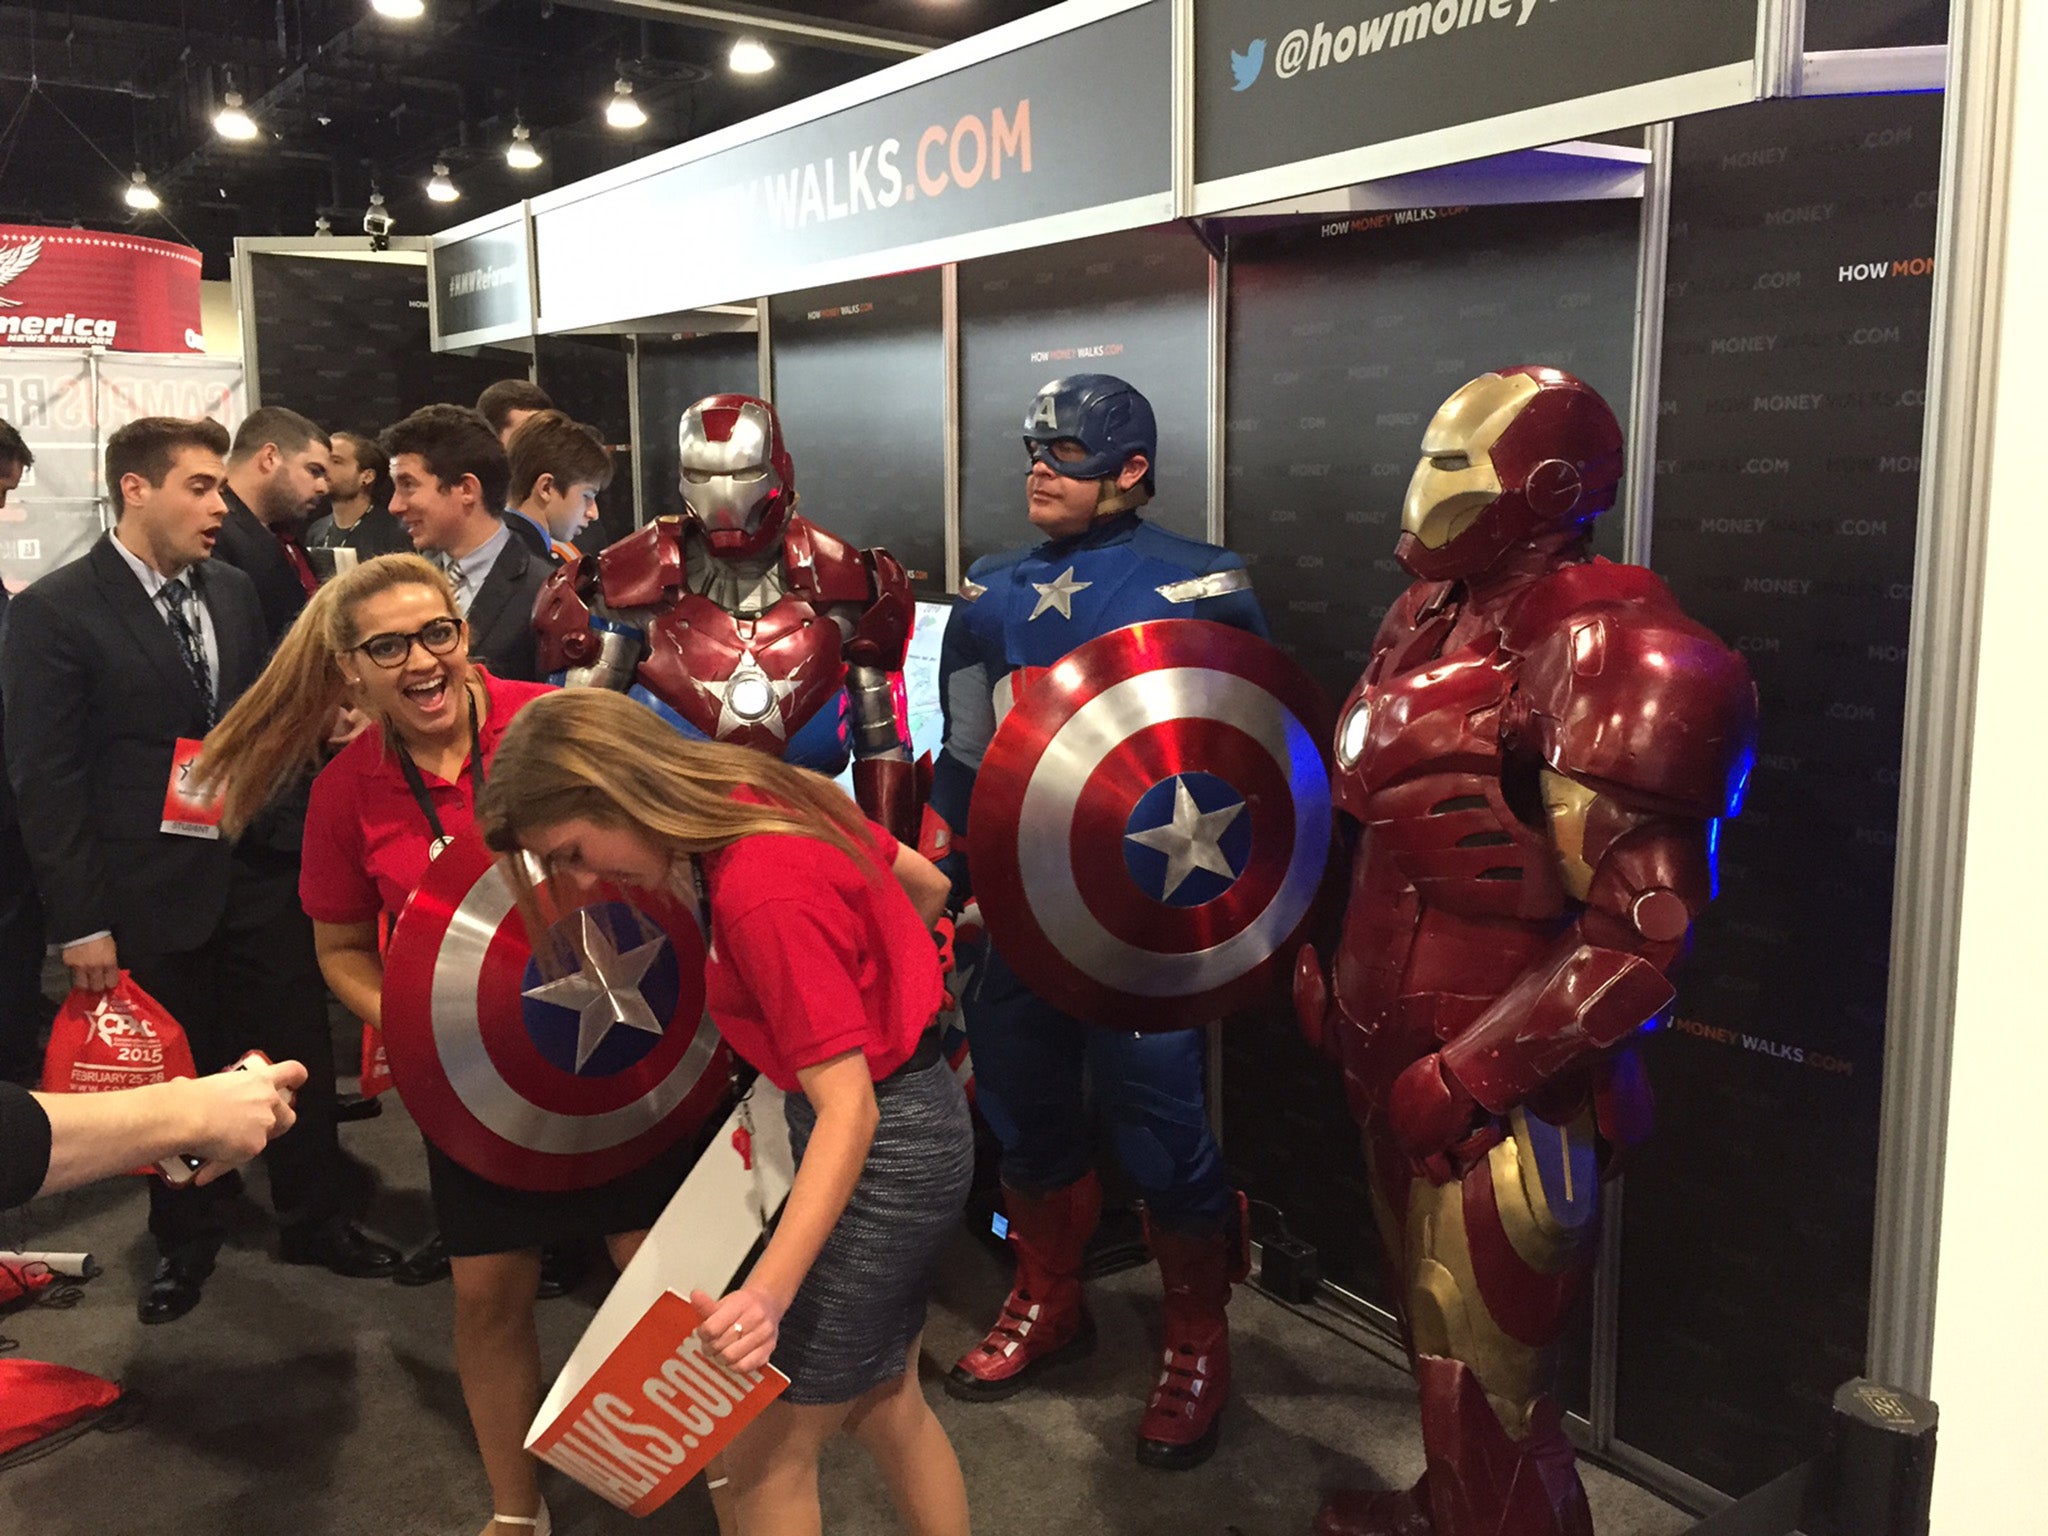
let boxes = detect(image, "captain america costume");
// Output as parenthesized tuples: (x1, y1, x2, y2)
(933, 509, 1267, 1228)
(932, 376, 1270, 1472)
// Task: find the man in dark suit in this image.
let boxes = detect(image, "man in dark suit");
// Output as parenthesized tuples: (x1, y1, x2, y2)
(214, 406, 329, 648)
(0, 417, 397, 1321)
(383, 404, 546, 681)
(0, 417, 48, 1085)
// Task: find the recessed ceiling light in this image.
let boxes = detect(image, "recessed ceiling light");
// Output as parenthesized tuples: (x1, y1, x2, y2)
(426, 161, 460, 202)
(506, 121, 542, 170)
(729, 38, 776, 75)
(213, 90, 259, 142)
(605, 77, 646, 130)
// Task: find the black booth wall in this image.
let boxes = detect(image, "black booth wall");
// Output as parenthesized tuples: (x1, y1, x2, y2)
(1804, 0, 1947, 49)
(958, 224, 1213, 572)
(251, 254, 510, 440)
(769, 272, 948, 597)
(635, 334, 761, 526)
(1616, 92, 1943, 1495)
(1217, 199, 1643, 1327)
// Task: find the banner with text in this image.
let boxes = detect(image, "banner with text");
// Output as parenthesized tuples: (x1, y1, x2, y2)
(430, 213, 534, 350)
(1193, 0, 1760, 212)
(534, 1, 1171, 331)
(0, 225, 204, 354)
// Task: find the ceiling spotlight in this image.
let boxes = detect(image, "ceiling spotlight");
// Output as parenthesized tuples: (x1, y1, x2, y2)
(506, 121, 542, 171)
(728, 38, 776, 75)
(371, 0, 426, 17)
(605, 78, 646, 131)
(123, 169, 161, 211)
(314, 214, 333, 236)
(213, 89, 259, 142)
(426, 161, 460, 203)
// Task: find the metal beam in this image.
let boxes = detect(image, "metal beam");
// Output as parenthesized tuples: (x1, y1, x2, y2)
(543, 0, 942, 58)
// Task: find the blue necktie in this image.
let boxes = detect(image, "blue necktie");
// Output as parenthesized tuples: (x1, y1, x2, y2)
(160, 577, 216, 727)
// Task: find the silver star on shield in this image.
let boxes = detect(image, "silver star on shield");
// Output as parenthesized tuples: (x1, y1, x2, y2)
(696, 649, 803, 741)
(1028, 566, 1093, 622)
(522, 910, 668, 1072)
(1125, 777, 1245, 902)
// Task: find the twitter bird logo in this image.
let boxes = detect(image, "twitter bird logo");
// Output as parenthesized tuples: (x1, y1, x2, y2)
(1231, 38, 1267, 92)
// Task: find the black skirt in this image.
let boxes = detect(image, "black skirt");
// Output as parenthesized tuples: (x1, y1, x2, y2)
(426, 1133, 702, 1258)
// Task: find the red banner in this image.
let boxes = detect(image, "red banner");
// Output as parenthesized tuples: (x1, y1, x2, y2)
(0, 224, 204, 353)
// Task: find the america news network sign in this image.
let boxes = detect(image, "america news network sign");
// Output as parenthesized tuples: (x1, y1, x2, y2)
(0, 225, 205, 353)
(430, 210, 533, 350)
(1193, 0, 1763, 212)
(532, 0, 1171, 331)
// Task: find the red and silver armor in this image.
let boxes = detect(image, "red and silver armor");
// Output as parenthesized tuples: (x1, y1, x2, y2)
(1300, 367, 1758, 1536)
(533, 395, 920, 841)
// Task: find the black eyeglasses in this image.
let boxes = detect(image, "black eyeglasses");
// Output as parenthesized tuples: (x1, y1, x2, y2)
(354, 617, 464, 669)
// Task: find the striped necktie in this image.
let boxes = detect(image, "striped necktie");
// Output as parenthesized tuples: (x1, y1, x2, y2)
(159, 576, 216, 727)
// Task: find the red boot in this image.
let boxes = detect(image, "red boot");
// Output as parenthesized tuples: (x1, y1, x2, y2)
(1415, 1355, 1593, 1536)
(946, 1174, 1101, 1402)
(1313, 1480, 1435, 1536)
(1135, 1198, 1250, 1470)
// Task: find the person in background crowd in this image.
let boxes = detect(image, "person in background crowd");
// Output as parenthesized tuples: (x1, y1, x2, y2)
(476, 379, 554, 449)
(0, 418, 49, 1087)
(2, 1057, 306, 1207)
(503, 410, 611, 565)
(197, 556, 674, 1536)
(216, 406, 331, 647)
(307, 430, 409, 560)
(478, 688, 973, 1536)
(0, 416, 398, 1324)
(383, 405, 548, 682)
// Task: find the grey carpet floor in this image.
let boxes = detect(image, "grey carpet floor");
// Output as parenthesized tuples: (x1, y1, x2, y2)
(0, 1084, 1692, 1536)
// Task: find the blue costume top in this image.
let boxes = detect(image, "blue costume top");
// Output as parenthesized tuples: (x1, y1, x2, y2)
(932, 511, 1267, 894)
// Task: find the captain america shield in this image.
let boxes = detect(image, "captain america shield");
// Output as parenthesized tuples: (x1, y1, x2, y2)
(969, 620, 1335, 1031)
(383, 833, 735, 1191)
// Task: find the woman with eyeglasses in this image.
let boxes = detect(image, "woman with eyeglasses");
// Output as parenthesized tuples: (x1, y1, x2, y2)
(198, 553, 691, 1536)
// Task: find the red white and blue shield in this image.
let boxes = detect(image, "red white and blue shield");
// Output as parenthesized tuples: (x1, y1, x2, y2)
(383, 834, 736, 1192)
(969, 620, 1335, 1031)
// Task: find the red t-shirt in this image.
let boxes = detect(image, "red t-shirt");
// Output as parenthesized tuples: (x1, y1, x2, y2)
(300, 672, 554, 924)
(700, 789, 943, 1093)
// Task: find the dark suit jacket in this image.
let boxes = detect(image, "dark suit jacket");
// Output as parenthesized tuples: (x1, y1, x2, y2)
(213, 490, 309, 649)
(0, 583, 13, 833)
(0, 537, 268, 956)
(466, 534, 549, 682)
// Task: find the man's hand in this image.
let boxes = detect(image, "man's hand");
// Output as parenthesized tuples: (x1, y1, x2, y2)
(182, 1058, 309, 1185)
(62, 935, 119, 994)
(691, 1285, 786, 1375)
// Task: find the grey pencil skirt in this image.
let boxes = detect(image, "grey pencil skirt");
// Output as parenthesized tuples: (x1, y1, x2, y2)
(770, 1049, 974, 1406)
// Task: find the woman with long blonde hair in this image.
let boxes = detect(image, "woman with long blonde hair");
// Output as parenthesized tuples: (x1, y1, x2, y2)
(199, 554, 689, 1536)
(477, 687, 974, 1536)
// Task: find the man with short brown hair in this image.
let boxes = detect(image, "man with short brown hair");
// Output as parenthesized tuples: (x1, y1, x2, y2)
(217, 405, 331, 645)
(475, 378, 553, 448)
(0, 416, 397, 1321)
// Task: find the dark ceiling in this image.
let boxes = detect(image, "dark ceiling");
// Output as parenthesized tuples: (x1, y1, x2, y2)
(0, 1, 1063, 277)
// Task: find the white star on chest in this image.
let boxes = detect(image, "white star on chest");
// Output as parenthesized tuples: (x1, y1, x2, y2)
(521, 910, 669, 1072)
(1125, 778, 1245, 901)
(1028, 566, 1093, 622)
(694, 648, 804, 740)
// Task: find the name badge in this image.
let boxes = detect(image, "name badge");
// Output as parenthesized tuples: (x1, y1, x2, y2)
(161, 737, 225, 840)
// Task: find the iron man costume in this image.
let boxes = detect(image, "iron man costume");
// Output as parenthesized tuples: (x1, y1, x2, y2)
(533, 394, 920, 842)
(1295, 367, 1758, 1536)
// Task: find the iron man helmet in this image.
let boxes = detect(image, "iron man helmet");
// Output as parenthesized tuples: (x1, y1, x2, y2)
(1396, 366, 1624, 582)
(678, 394, 796, 559)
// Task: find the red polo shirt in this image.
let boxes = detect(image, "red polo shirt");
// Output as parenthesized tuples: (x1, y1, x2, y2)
(700, 789, 942, 1093)
(300, 672, 554, 924)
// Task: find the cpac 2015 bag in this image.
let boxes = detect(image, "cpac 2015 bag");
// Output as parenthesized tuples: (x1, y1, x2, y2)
(40, 973, 199, 1178)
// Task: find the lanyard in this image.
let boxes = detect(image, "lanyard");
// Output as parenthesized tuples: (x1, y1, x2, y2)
(396, 685, 484, 858)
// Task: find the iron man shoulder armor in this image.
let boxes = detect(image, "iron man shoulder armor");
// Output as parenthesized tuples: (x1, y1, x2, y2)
(533, 513, 915, 756)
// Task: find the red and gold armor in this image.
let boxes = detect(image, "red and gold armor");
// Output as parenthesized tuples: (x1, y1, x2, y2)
(533, 395, 920, 841)
(1297, 367, 1758, 1536)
